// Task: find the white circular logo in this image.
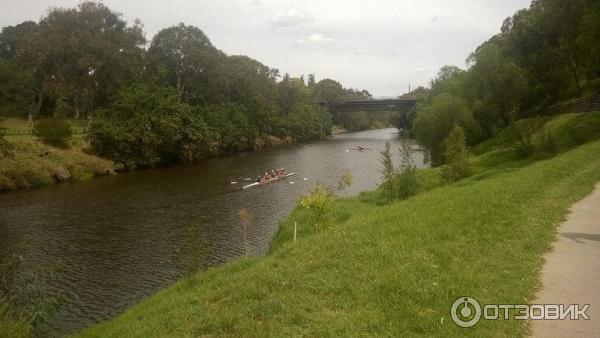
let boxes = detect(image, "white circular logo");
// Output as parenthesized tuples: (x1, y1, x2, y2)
(451, 297, 481, 327)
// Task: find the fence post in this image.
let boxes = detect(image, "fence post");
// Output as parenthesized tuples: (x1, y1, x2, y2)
(294, 222, 297, 241)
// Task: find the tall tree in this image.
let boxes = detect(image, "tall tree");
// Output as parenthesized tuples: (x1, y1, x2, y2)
(36, 1, 146, 118)
(148, 23, 224, 104)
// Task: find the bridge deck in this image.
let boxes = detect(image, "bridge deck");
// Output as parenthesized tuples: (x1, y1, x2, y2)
(327, 98, 417, 112)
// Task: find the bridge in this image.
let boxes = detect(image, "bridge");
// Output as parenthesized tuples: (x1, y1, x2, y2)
(323, 97, 417, 113)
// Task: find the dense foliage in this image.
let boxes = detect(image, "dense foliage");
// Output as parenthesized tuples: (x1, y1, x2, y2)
(411, 0, 600, 166)
(0, 2, 362, 166)
(441, 125, 471, 182)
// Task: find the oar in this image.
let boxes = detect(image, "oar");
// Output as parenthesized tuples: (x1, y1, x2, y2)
(230, 177, 253, 184)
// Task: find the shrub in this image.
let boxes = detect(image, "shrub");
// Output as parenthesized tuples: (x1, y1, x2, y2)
(33, 118, 73, 147)
(378, 140, 420, 202)
(442, 125, 471, 182)
(413, 93, 481, 166)
(395, 139, 420, 198)
(0, 251, 63, 336)
(379, 141, 396, 201)
(299, 183, 335, 231)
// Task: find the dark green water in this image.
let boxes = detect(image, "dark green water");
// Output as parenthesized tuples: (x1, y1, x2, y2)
(0, 128, 425, 335)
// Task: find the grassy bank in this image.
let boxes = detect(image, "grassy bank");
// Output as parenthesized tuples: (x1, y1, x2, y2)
(77, 112, 600, 337)
(0, 118, 115, 192)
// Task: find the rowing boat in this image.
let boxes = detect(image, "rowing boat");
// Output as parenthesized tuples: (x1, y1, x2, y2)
(242, 172, 296, 190)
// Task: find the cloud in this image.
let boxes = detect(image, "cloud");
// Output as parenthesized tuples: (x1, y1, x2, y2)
(308, 33, 332, 43)
(297, 33, 333, 46)
(270, 9, 312, 27)
(249, 0, 262, 6)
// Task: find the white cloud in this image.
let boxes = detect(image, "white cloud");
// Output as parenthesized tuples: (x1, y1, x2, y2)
(307, 33, 332, 43)
(269, 9, 312, 27)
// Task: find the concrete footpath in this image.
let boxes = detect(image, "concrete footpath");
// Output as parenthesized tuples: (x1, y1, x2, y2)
(530, 184, 600, 337)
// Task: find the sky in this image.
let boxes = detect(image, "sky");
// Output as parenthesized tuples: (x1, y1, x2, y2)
(0, 0, 532, 96)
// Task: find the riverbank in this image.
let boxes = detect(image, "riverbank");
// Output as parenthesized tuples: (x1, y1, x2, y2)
(0, 138, 116, 192)
(75, 112, 600, 337)
(0, 118, 308, 192)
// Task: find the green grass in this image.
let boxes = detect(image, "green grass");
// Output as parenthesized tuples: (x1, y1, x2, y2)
(0, 138, 114, 191)
(76, 114, 600, 337)
(472, 111, 600, 155)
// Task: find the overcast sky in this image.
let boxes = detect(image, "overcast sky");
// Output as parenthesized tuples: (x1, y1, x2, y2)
(1, 0, 531, 96)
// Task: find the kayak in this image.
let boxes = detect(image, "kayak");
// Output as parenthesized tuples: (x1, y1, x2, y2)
(242, 172, 296, 190)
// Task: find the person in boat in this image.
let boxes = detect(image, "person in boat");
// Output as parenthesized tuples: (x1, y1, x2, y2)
(280, 168, 285, 176)
(271, 170, 276, 178)
(357, 145, 365, 151)
(275, 169, 280, 176)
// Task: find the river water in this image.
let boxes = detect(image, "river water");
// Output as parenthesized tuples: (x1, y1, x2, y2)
(0, 128, 426, 335)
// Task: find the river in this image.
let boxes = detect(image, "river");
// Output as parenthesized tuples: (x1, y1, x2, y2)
(0, 128, 426, 335)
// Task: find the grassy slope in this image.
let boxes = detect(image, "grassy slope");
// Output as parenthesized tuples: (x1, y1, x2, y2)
(0, 118, 114, 191)
(78, 113, 600, 337)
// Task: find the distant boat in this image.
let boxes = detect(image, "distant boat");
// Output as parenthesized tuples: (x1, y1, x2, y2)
(346, 145, 375, 152)
(242, 172, 296, 190)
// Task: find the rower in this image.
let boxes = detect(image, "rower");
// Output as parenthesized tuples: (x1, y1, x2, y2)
(281, 168, 285, 175)
(275, 169, 280, 176)
(271, 170, 276, 178)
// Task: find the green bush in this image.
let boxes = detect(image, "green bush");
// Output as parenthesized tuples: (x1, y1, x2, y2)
(1, 252, 63, 337)
(413, 93, 481, 166)
(378, 141, 396, 201)
(378, 140, 420, 202)
(442, 125, 471, 182)
(33, 118, 73, 147)
(299, 183, 336, 231)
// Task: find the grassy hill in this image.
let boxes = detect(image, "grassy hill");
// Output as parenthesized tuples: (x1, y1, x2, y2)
(75, 112, 600, 337)
(0, 118, 114, 191)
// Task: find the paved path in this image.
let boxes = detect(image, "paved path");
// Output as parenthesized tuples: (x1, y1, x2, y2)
(530, 184, 600, 337)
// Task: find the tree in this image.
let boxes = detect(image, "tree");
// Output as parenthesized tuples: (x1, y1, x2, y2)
(466, 41, 527, 135)
(441, 125, 471, 182)
(379, 141, 396, 201)
(35, 2, 146, 118)
(313, 79, 345, 104)
(88, 84, 214, 167)
(148, 23, 224, 104)
(413, 93, 480, 166)
(0, 60, 32, 118)
(221, 55, 279, 135)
